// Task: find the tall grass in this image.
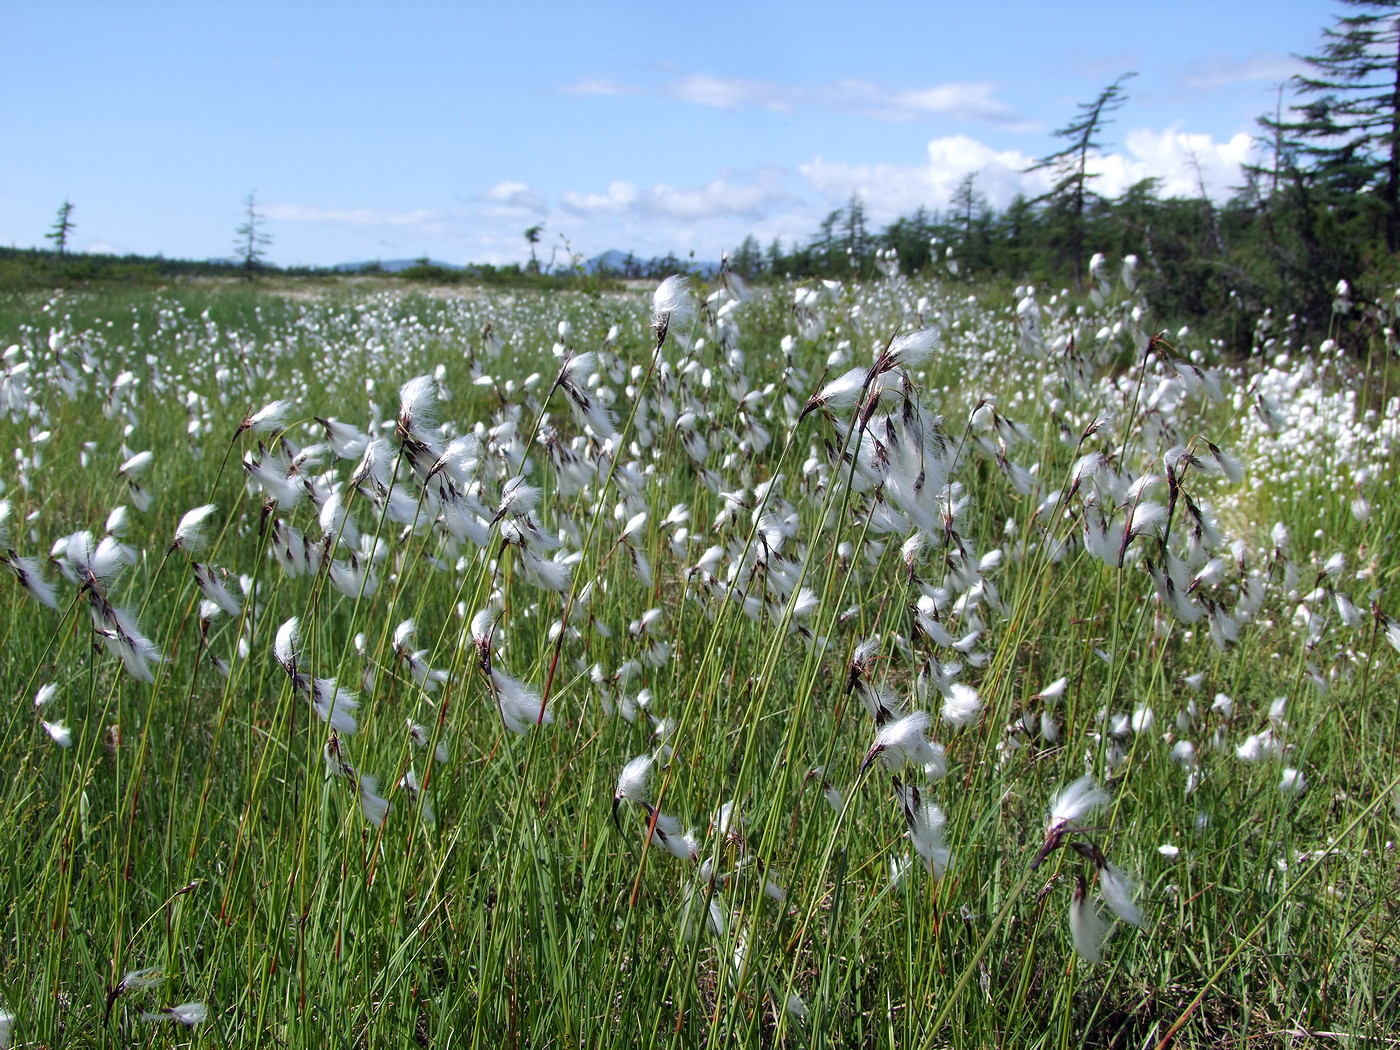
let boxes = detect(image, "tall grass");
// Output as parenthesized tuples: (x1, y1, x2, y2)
(0, 267, 1397, 1049)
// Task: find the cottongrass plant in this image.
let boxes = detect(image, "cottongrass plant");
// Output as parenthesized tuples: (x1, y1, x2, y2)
(0, 266, 1396, 1047)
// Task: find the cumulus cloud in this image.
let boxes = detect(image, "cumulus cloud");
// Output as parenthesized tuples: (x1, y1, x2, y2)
(257, 126, 1256, 269)
(560, 69, 1027, 126)
(797, 127, 1253, 222)
(559, 180, 641, 214)
(560, 172, 792, 219)
(800, 136, 1045, 219)
(1095, 127, 1257, 199)
(482, 180, 547, 216)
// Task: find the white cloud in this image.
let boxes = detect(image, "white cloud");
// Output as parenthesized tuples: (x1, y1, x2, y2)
(559, 69, 1027, 126)
(559, 76, 632, 98)
(256, 125, 1257, 269)
(560, 172, 791, 220)
(262, 203, 452, 234)
(1103, 127, 1258, 198)
(560, 180, 641, 213)
(797, 127, 1253, 222)
(665, 74, 799, 112)
(1182, 52, 1307, 90)
(819, 79, 1033, 126)
(482, 180, 547, 216)
(800, 135, 1045, 220)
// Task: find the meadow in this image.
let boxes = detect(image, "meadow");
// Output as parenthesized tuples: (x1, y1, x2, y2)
(0, 260, 1397, 1048)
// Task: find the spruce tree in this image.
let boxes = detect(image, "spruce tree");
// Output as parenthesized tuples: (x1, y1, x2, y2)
(46, 200, 76, 258)
(1263, 1, 1400, 252)
(1028, 73, 1134, 285)
(234, 192, 272, 279)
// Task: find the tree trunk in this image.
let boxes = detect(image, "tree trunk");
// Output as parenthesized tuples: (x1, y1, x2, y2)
(1389, 15, 1400, 253)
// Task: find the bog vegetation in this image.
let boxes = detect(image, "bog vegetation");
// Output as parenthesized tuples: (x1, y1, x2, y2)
(0, 256, 1397, 1049)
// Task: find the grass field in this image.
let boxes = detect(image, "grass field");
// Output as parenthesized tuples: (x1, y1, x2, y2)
(0, 266, 1398, 1048)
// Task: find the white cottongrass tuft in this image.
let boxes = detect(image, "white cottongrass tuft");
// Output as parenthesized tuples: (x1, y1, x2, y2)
(247, 398, 295, 433)
(274, 617, 300, 671)
(805, 367, 866, 417)
(495, 477, 541, 520)
(884, 328, 939, 371)
(117, 450, 153, 477)
(397, 375, 439, 430)
(863, 711, 946, 779)
(651, 275, 694, 342)
(42, 720, 73, 748)
(115, 967, 165, 994)
(1235, 729, 1281, 762)
(615, 755, 653, 806)
(491, 670, 551, 734)
(1097, 862, 1143, 927)
(1047, 775, 1109, 832)
(1069, 875, 1110, 964)
(940, 682, 982, 729)
(1280, 767, 1307, 796)
(358, 774, 390, 827)
(67, 531, 126, 591)
(33, 683, 57, 708)
(896, 781, 952, 878)
(141, 1002, 208, 1026)
(1384, 616, 1400, 655)
(310, 679, 360, 735)
(173, 504, 218, 552)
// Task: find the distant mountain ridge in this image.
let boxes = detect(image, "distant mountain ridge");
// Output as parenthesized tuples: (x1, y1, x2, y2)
(580, 249, 721, 278)
(332, 258, 464, 273)
(326, 252, 721, 278)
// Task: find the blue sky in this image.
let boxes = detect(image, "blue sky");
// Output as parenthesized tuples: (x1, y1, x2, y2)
(1, 1, 1332, 267)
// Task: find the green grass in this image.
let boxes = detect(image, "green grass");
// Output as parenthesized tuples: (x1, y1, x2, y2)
(0, 273, 1397, 1048)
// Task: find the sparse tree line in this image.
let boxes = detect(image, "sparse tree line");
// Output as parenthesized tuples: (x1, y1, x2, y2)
(726, 1, 1400, 350)
(17, 3, 1400, 348)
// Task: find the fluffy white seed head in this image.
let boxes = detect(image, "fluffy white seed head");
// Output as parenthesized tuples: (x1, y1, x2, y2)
(1069, 876, 1109, 964)
(1047, 775, 1109, 832)
(173, 504, 218, 551)
(358, 774, 389, 827)
(885, 328, 938, 371)
(248, 399, 295, 433)
(43, 720, 73, 748)
(616, 754, 653, 804)
(940, 683, 982, 729)
(142, 1002, 207, 1026)
(651, 275, 694, 336)
(274, 617, 300, 671)
(398, 375, 439, 431)
(1097, 862, 1142, 927)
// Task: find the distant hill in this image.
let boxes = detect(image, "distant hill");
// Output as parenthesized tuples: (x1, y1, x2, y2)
(582, 250, 721, 279)
(315, 253, 722, 278)
(332, 259, 464, 274)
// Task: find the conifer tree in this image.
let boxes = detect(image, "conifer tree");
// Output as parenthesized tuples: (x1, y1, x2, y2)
(1028, 74, 1135, 285)
(46, 200, 76, 258)
(1261, 1, 1400, 252)
(234, 192, 272, 279)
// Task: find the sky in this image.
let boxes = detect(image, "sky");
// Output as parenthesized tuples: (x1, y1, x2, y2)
(0, 1, 1335, 269)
